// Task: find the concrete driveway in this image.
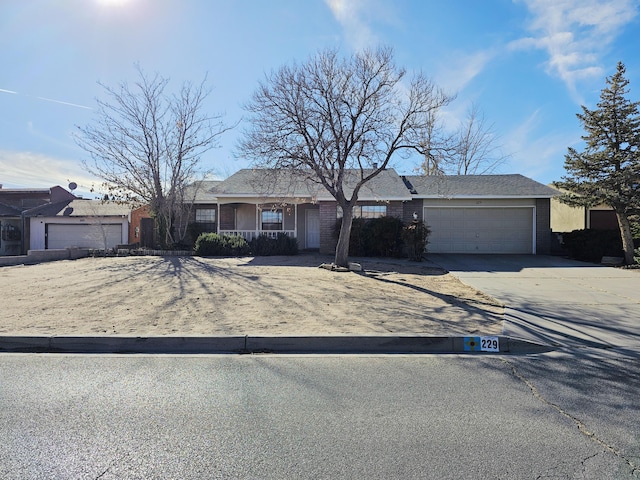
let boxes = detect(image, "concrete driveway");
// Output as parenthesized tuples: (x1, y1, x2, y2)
(428, 254, 640, 352)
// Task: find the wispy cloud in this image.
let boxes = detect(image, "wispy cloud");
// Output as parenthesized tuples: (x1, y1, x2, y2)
(504, 109, 580, 182)
(510, 0, 638, 99)
(34, 96, 92, 110)
(324, 0, 379, 50)
(0, 150, 99, 195)
(0, 88, 92, 109)
(435, 49, 496, 97)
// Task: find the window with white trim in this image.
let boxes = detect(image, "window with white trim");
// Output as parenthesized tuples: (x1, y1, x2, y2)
(261, 209, 283, 230)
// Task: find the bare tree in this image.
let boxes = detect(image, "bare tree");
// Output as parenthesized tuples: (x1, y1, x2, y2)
(239, 47, 452, 267)
(415, 109, 454, 176)
(447, 103, 509, 175)
(75, 66, 229, 248)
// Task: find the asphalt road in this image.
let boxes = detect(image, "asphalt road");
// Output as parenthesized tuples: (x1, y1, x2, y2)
(1, 353, 638, 479)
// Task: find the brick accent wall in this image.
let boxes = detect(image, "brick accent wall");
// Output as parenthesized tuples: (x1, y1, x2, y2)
(386, 201, 404, 219)
(219, 205, 235, 230)
(402, 199, 423, 224)
(318, 200, 407, 254)
(129, 205, 151, 244)
(536, 198, 551, 254)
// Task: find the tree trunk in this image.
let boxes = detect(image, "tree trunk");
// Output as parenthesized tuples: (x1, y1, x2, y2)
(334, 206, 354, 268)
(616, 211, 636, 265)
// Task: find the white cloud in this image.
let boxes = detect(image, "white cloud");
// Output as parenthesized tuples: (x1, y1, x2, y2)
(0, 150, 100, 196)
(323, 0, 379, 50)
(435, 49, 496, 97)
(511, 0, 638, 98)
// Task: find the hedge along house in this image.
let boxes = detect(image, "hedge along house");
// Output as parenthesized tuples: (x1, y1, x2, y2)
(402, 175, 559, 254)
(191, 169, 412, 253)
(26, 199, 130, 251)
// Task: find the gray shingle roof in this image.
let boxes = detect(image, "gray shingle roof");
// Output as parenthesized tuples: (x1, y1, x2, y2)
(0, 202, 22, 217)
(24, 199, 131, 217)
(210, 168, 412, 201)
(210, 169, 321, 199)
(186, 180, 222, 203)
(403, 174, 560, 198)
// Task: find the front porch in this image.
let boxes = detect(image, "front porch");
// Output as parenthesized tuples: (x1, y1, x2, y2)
(218, 229, 297, 241)
(215, 202, 319, 249)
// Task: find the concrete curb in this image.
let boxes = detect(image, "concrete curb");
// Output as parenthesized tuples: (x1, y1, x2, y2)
(0, 335, 554, 355)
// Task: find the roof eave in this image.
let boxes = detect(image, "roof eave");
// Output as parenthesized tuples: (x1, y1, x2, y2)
(414, 194, 558, 199)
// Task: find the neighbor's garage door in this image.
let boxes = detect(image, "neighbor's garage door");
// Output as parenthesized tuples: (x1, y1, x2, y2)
(424, 207, 534, 254)
(47, 224, 123, 250)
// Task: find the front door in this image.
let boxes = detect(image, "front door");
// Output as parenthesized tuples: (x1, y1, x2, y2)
(305, 209, 320, 249)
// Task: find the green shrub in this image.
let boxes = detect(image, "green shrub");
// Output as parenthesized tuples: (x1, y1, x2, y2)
(561, 229, 623, 262)
(225, 235, 252, 256)
(362, 216, 405, 257)
(402, 220, 431, 261)
(250, 233, 298, 256)
(333, 216, 404, 258)
(194, 233, 250, 256)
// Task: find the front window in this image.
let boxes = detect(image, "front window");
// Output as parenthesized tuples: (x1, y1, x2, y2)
(359, 205, 387, 218)
(337, 205, 387, 219)
(195, 208, 216, 232)
(261, 209, 283, 230)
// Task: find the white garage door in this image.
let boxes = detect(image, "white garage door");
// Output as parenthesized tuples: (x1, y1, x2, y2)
(47, 223, 123, 250)
(424, 207, 534, 254)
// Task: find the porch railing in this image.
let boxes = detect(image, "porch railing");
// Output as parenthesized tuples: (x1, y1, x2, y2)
(219, 230, 296, 241)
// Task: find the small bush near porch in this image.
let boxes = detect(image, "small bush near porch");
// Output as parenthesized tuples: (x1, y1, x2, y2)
(250, 233, 298, 256)
(194, 232, 298, 257)
(194, 233, 251, 256)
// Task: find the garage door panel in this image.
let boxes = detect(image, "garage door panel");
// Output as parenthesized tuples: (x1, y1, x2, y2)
(47, 224, 122, 250)
(424, 207, 533, 254)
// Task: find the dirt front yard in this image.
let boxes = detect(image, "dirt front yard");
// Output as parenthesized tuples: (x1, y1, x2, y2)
(0, 254, 503, 336)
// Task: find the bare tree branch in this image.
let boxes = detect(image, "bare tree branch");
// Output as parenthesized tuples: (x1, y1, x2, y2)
(448, 103, 510, 175)
(75, 65, 231, 247)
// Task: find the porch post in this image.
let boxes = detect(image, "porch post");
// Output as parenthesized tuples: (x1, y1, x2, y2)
(294, 204, 298, 238)
(256, 204, 259, 234)
(216, 202, 220, 233)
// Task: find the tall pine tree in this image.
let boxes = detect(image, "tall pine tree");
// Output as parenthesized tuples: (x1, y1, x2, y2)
(556, 62, 640, 264)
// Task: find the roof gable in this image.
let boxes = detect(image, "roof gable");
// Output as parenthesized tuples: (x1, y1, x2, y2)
(211, 168, 412, 201)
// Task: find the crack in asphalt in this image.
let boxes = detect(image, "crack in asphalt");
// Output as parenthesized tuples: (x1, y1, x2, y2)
(94, 452, 130, 480)
(501, 358, 640, 476)
(95, 467, 110, 479)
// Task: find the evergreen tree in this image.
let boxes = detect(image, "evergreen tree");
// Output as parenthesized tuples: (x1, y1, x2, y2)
(555, 62, 640, 264)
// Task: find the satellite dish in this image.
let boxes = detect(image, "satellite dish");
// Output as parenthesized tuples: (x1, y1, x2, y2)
(68, 182, 77, 191)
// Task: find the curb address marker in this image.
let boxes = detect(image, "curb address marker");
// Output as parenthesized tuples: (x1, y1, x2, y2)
(464, 336, 500, 352)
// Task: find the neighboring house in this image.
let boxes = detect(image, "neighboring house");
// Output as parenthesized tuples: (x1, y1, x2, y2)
(26, 199, 130, 251)
(550, 192, 619, 233)
(0, 185, 76, 255)
(189, 169, 558, 255)
(401, 174, 559, 254)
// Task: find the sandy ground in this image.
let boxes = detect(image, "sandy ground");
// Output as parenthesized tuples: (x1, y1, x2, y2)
(0, 254, 504, 336)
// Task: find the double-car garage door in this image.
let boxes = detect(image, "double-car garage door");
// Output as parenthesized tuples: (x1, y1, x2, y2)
(47, 224, 123, 250)
(424, 207, 534, 254)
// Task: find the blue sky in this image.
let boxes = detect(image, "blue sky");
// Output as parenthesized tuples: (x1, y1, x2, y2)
(1, 0, 638, 198)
